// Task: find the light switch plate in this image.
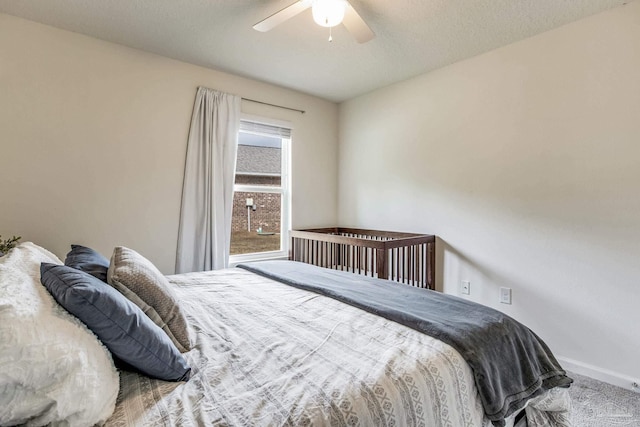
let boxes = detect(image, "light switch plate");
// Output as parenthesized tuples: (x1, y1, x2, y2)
(500, 287, 512, 304)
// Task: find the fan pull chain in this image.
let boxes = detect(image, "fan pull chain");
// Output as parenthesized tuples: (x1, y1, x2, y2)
(329, 25, 333, 42)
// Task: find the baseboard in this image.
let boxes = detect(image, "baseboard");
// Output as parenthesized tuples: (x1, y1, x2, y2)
(558, 356, 640, 392)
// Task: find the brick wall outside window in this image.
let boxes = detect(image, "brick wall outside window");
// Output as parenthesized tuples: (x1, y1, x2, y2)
(232, 175, 282, 233)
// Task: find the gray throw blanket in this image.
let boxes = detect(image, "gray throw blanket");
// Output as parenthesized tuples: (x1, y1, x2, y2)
(237, 261, 572, 426)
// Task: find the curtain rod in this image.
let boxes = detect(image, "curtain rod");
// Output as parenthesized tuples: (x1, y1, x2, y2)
(242, 97, 305, 114)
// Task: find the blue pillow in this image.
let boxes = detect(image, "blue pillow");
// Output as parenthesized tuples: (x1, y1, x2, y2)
(64, 244, 110, 282)
(40, 263, 191, 382)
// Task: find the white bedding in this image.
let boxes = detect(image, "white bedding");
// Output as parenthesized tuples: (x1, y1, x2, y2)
(106, 268, 571, 427)
(0, 243, 119, 427)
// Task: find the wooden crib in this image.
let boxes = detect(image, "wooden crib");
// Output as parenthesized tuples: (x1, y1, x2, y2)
(289, 227, 436, 290)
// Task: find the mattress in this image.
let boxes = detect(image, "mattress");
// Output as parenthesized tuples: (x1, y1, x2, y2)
(105, 267, 570, 426)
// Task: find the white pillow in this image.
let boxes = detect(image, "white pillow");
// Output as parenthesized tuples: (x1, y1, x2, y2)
(0, 242, 119, 426)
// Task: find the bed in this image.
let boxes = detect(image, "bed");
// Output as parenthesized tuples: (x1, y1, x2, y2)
(0, 243, 572, 427)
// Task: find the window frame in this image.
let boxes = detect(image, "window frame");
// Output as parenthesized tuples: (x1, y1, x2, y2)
(228, 114, 292, 265)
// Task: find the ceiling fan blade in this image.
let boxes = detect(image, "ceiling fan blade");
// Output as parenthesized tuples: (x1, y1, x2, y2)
(343, 2, 375, 43)
(253, 0, 312, 32)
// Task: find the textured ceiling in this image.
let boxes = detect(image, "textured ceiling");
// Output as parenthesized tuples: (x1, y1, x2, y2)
(0, 0, 628, 102)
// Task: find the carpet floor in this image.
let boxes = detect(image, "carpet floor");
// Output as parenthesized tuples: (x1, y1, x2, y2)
(568, 372, 640, 426)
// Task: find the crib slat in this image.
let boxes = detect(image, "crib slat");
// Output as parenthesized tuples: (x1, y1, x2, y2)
(364, 247, 369, 277)
(394, 248, 398, 282)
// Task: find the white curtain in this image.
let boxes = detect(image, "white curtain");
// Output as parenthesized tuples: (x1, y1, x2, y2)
(175, 87, 241, 273)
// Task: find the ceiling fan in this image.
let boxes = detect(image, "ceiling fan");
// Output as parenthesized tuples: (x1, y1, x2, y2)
(253, 0, 375, 43)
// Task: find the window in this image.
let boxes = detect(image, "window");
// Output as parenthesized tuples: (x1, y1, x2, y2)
(229, 117, 291, 262)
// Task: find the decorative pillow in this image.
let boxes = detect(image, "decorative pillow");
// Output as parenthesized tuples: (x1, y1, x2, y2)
(41, 263, 192, 382)
(107, 246, 192, 353)
(0, 243, 119, 426)
(64, 244, 110, 282)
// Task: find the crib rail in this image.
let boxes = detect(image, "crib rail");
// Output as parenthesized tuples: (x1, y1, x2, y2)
(289, 227, 436, 290)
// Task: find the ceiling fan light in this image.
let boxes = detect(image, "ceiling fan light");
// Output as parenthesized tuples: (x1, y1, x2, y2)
(312, 0, 347, 28)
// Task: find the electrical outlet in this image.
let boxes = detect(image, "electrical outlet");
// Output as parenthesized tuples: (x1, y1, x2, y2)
(500, 287, 512, 304)
(460, 281, 470, 295)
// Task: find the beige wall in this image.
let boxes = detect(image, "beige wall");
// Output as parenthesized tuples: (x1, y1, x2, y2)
(0, 13, 339, 273)
(339, 3, 640, 384)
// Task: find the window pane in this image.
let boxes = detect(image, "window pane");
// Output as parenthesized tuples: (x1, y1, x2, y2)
(235, 174, 281, 186)
(235, 132, 282, 187)
(231, 191, 282, 256)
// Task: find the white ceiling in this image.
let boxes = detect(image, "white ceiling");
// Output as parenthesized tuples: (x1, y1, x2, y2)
(0, 0, 628, 102)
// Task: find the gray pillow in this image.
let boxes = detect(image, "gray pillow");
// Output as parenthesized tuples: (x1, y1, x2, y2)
(40, 263, 191, 382)
(64, 244, 109, 282)
(107, 247, 192, 353)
